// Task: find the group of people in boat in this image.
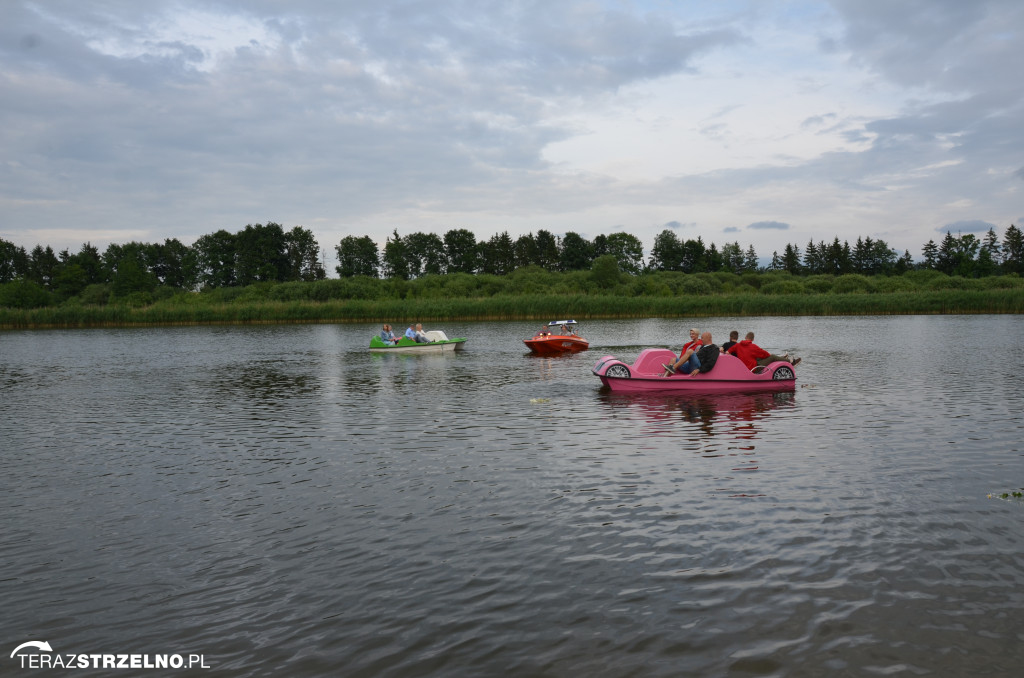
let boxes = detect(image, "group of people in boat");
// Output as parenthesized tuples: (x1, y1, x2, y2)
(534, 323, 578, 337)
(662, 328, 802, 377)
(379, 322, 433, 344)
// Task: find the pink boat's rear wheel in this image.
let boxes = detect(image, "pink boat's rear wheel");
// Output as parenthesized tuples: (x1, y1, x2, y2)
(605, 365, 630, 379)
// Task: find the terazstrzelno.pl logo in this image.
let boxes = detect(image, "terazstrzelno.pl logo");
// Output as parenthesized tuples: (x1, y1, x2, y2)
(10, 641, 210, 670)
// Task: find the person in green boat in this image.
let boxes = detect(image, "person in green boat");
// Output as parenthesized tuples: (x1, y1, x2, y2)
(379, 324, 399, 344)
(405, 323, 431, 343)
(414, 323, 433, 343)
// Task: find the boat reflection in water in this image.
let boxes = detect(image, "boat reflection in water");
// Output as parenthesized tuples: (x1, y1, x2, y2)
(598, 388, 796, 441)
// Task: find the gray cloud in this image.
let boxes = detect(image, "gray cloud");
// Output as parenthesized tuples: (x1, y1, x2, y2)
(748, 221, 790, 230)
(1, 0, 743, 250)
(723, 227, 740, 233)
(1, 0, 1022, 263)
(801, 113, 837, 130)
(939, 220, 996, 233)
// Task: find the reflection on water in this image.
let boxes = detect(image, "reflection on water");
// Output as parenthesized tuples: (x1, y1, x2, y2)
(599, 388, 795, 437)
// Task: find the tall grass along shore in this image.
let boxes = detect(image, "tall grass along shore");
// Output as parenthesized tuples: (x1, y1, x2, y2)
(3, 270, 1023, 330)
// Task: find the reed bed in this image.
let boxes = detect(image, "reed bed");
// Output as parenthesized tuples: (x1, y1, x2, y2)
(2, 288, 1022, 330)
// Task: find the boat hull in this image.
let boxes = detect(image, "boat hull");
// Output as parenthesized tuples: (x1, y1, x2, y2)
(592, 348, 796, 392)
(369, 339, 466, 354)
(524, 335, 589, 354)
(369, 331, 467, 353)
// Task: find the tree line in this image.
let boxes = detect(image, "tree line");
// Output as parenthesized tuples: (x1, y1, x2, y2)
(341, 225, 1023, 279)
(0, 223, 325, 305)
(2, 222, 1022, 309)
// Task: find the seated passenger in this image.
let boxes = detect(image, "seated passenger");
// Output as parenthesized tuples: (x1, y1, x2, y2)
(414, 323, 432, 343)
(379, 324, 399, 344)
(726, 332, 801, 370)
(688, 332, 721, 376)
(720, 330, 739, 353)
(663, 327, 702, 376)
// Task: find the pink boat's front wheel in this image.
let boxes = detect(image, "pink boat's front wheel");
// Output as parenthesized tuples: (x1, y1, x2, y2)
(605, 364, 631, 378)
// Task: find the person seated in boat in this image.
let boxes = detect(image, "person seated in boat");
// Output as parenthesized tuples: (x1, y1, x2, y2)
(663, 327, 703, 376)
(414, 323, 432, 343)
(379, 324, 399, 344)
(406, 322, 430, 343)
(560, 324, 571, 336)
(726, 332, 801, 370)
(687, 332, 721, 376)
(720, 330, 739, 353)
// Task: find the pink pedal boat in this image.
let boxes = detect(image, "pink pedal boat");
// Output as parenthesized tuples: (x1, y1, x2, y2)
(592, 348, 796, 392)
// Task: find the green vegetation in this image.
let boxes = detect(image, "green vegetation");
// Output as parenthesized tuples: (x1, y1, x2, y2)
(2, 269, 1022, 329)
(3, 221, 1023, 328)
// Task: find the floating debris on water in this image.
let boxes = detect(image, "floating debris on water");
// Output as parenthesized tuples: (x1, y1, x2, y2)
(529, 397, 551, 404)
(988, 489, 1024, 501)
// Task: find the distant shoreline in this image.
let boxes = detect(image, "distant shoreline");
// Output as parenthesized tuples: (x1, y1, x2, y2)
(2, 289, 1022, 330)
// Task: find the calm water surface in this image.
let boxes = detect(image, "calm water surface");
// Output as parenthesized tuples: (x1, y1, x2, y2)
(2, 316, 1023, 677)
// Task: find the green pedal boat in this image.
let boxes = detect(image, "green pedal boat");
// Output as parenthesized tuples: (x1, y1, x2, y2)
(370, 330, 467, 353)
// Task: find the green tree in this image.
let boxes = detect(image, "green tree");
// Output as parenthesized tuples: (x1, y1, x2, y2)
(382, 229, 410, 279)
(0, 280, 52, 308)
(156, 238, 198, 289)
(28, 245, 59, 288)
(1002, 224, 1023, 274)
(236, 222, 288, 284)
(605, 232, 644, 275)
(981, 228, 1002, 266)
(803, 240, 822, 274)
(111, 256, 157, 298)
(975, 246, 997, 277)
(559, 231, 592, 271)
(534, 230, 560, 270)
(1, 238, 30, 283)
(335, 235, 380, 277)
(103, 242, 147, 281)
(284, 226, 326, 281)
(782, 243, 802, 274)
(479, 231, 516, 275)
(921, 239, 938, 270)
(680, 237, 708, 273)
(63, 243, 105, 285)
(953, 233, 980, 277)
(404, 232, 446, 277)
(894, 250, 914, 274)
(935, 231, 958, 274)
(590, 254, 621, 289)
(743, 244, 759, 272)
(513, 232, 540, 269)
(52, 263, 89, 300)
(705, 243, 723, 272)
(648, 229, 680, 271)
(193, 230, 237, 287)
(443, 228, 478, 274)
(721, 242, 745, 274)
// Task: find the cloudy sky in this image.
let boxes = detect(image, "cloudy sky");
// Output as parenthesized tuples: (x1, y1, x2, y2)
(2, 0, 1022, 267)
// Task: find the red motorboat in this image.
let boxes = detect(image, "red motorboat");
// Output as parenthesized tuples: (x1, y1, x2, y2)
(524, 320, 589, 354)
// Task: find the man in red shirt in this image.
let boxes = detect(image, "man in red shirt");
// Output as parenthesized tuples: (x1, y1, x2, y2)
(663, 327, 703, 376)
(727, 332, 801, 370)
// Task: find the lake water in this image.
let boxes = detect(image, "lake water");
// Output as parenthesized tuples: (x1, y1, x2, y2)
(2, 316, 1023, 677)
